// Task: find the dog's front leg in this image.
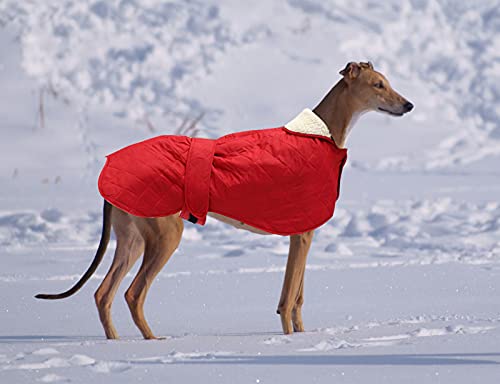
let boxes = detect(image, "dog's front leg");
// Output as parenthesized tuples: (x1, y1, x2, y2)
(277, 230, 314, 334)
(292, 272, 305, 332)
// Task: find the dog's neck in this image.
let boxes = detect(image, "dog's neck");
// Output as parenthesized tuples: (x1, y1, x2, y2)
(313, 79, 363, 148)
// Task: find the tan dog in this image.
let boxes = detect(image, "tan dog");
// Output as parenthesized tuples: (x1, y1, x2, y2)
(36, 62, 413, 339)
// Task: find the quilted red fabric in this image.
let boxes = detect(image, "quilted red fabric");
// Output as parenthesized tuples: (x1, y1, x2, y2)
(98, 127, 347, 235)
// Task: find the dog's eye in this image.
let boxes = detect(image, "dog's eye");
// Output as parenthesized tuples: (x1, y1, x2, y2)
(374, 82, 384, 89)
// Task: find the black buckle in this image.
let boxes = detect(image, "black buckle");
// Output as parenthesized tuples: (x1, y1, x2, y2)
(188, 213, 198, 224)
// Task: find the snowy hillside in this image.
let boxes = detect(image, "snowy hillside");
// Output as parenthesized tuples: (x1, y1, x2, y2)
(1, 1, 500, 383)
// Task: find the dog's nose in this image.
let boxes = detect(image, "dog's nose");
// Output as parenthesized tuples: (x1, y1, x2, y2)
(404, 102, 414, 112)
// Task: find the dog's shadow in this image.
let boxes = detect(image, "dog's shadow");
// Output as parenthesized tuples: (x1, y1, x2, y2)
(2, 335, 498, 366)
(172, 353, 500, 366)
(0, 335, 100, 344)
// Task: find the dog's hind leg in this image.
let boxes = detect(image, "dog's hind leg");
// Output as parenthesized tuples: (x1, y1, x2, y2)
(125, 215, 183, 340)
(277, 230, 313, 334)
(94, 209, 144, 339)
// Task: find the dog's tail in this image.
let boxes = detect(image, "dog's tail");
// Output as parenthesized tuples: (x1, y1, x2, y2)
(35, 200, 113, 300)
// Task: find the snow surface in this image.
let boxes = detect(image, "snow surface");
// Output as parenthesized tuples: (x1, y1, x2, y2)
(1, 1, 500, 383)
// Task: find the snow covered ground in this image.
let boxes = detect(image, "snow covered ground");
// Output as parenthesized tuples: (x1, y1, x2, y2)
(1, 1, 500, 383)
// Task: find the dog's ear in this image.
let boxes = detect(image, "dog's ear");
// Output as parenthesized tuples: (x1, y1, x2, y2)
(358, 61, 374, 70)
(339, 62, 361, 81)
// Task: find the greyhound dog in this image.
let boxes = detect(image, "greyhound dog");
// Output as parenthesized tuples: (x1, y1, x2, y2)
(36, 62, 413, 339)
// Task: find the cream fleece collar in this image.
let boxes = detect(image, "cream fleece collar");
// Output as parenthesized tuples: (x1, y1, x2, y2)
(284, 108, 331, 139)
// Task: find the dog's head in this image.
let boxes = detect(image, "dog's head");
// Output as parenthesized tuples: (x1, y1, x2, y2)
(340, 61, 413, 116)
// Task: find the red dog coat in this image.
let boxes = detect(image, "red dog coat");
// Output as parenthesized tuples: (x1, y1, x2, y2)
(98, 109, 347, 235)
